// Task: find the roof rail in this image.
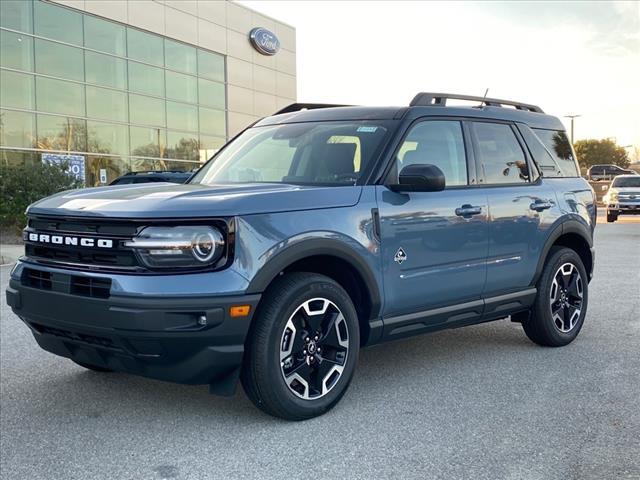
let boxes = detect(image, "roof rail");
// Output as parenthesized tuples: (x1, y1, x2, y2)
(410, 92, 544, 113)
(274, 103, 353, 115)
(125, 170, 188, 175)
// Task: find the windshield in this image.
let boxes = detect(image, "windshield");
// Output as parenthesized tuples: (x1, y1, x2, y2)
(190, 122, 391, 186)
(612, 176, 640, 188)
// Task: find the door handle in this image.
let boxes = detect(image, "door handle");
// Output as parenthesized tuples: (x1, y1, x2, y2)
(530, 199, 554, 212)
(455, 204, 482, 218)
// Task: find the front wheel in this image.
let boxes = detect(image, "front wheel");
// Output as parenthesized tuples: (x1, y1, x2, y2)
(241, 272, 359, 420)
(607, 210, 618, 223)
(523, 247, 588, 347)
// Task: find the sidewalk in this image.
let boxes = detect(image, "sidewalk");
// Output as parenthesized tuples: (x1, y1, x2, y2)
(0, 244, 23, 266)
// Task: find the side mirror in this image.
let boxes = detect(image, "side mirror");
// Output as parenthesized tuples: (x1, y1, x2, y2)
(390, 164, 445, 192)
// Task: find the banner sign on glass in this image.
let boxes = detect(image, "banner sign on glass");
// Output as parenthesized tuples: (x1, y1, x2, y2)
(42, 153, 86, 184)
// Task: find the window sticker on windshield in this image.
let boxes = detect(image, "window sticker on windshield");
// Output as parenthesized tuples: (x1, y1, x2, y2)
(357, 126, 378, 133)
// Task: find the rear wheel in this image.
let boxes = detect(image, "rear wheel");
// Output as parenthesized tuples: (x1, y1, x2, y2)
(241, 272, 359, 421)
(523, 247, 588, 347)
(72, 360, 113, 372)
(607, 210, 618, 223)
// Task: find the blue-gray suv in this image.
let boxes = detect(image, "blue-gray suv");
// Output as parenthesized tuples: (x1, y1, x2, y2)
(6, 93, 596, 420)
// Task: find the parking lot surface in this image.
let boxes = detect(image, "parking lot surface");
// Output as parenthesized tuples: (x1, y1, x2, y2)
(1, 223, 639, 480)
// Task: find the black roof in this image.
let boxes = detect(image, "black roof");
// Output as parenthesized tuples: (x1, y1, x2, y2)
(257, 93, 565, 131)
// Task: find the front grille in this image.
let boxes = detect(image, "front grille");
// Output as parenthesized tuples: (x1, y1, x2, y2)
(70, 276, 111, 299)
(25, 216, 141, 271)
(31, 323, 120, 351)
(22, 267, 112, 299)
(22, 268, 52, 290)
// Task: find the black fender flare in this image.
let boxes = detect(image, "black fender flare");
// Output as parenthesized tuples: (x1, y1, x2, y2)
(531, 218, 594, 285)
(246, 238, 382, 321)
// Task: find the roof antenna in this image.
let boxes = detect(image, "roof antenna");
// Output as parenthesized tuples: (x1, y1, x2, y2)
(478, 88, 489, 108)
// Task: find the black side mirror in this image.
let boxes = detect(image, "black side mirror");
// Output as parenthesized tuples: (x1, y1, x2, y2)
(390, 164, 445, 192)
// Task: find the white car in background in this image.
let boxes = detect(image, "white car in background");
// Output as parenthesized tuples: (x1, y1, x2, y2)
(603, 175, 640, 222)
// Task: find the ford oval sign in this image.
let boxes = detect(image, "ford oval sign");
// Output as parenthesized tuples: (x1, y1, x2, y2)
(249, 27, 280, 56)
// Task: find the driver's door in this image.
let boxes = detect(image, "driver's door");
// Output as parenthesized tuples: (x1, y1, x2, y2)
(376, 119, 489, 322)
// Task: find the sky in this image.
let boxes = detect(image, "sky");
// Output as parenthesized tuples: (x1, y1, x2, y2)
(240, 0, 639, 151)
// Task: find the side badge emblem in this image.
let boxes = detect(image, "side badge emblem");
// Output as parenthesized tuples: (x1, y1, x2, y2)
(394, 247, 407, 265)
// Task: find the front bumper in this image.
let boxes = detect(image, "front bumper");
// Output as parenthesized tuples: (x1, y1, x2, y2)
(6, 263, 260, 389)
(606, 201, 640, 214)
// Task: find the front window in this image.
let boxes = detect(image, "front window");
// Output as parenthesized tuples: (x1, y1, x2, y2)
(612, 176, 640, 188)
(191, 122, 391, 186)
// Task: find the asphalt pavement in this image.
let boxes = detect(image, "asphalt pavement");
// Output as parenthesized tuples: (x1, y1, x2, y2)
(1, 223, 639, 480)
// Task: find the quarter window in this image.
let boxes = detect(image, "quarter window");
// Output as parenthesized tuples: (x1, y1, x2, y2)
(395, 120, 467, 186)
(532, 129, 579, 177)
(473, 122, 529, 184)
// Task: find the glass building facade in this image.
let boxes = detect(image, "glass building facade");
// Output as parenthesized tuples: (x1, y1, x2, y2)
(0, 0, 228, 185)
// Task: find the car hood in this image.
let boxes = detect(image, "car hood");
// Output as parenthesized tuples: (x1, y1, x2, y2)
(27, 182, 363, 218)
(611, 187, 640, 193)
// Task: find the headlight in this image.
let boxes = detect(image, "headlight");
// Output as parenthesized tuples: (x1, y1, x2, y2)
(607, 190, 618, 201)
(125, 226, 225, 269)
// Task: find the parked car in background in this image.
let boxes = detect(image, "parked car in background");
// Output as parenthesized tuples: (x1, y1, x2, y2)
(603, 174, 640, 222)
(587, 164, 636, 181)
(110, 171, 192, 185)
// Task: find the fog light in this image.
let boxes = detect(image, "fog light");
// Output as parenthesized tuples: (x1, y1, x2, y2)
(197, 315, 207, 326)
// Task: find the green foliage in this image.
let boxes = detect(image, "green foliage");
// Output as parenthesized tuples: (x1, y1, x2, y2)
(574, 138, 630, 169)
(0, 162, 82, 232)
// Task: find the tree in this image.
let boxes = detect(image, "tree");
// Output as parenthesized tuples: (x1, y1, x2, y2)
(573, 138, 630, 169)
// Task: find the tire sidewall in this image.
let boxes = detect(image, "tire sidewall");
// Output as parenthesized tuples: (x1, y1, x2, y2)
(257, 275, 359, 417)
(535, 248, 589, 345)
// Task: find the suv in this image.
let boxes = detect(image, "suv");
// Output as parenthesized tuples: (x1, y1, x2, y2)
(603, 174, 640, 222)
(587, 164, 636, 181)
(6, 93, 596, 420)
(109, 170, 192, 185)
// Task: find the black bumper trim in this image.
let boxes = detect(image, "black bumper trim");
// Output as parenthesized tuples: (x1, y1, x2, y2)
(7, 279, 260, 386)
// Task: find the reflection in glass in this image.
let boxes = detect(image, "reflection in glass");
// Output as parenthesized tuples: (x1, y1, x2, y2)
(34, 0, 83, 45)
(0, 30, 34, 71)
(128, 61, 165, 97)
(36, 77, 85, 117)
(85, 51, 127, 90)
(129, 94, 166, 127)
(0, 70, 35, 110)
(165, 71, 197, 104)
(197, 50, 225, 82)
(86, 86, 128, 122)
(165, 39, 197, 74)
(36, 114, 87, 152)
(198, 78, 225, 109)
(0, 109, 35, 148)
(0, 149, 39, 167)
(198, 134, 225, 163)
(198, 107, 226, 136)
(1, 0, 33, 33)
(84, 15, 126, 56)
(86, 155, 129, 186)
(167, 102, 198, 132)
(35, 38, 84, 81)
(130, 126, 166, 158)
(127, 28, 164, 66)
(166, 131, 200, 161)
(87, 120, 129, 155)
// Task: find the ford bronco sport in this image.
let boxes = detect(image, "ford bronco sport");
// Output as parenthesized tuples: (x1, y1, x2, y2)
(6, 92, 596, 420)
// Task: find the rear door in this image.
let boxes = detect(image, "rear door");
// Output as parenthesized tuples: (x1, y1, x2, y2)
(376, 119, 489, 319)
(469, 120, 560, 298)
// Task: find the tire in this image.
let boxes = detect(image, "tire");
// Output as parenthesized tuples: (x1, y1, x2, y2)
(72, 360, 113, 372)
(523, 247, 588, 347)
(607, 210, 618, 223)
(241, 272, 360, 421)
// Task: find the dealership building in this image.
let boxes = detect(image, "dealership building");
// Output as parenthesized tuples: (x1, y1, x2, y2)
(0, 0, 296, 185)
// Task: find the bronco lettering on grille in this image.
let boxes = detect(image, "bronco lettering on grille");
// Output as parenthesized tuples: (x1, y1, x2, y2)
(26, 232, 114, 249)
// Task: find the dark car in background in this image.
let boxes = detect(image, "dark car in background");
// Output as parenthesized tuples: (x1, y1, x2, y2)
(110, 171, 192, 185)
(587, 164, 636, 181)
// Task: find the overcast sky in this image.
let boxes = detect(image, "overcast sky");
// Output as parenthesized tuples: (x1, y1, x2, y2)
(240, 1, 639, 149)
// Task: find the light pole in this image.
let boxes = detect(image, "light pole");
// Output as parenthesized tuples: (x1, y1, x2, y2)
(564, 114, 581, 145)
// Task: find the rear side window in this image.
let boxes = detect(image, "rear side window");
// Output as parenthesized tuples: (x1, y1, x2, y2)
(472, 122, 530, 184)
(532, 129, 579, 177)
